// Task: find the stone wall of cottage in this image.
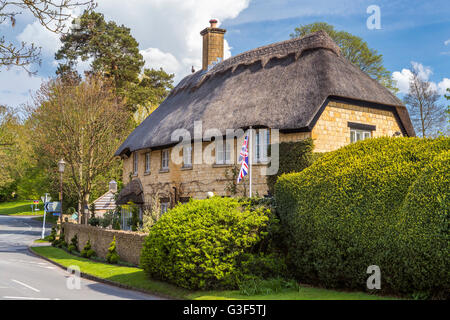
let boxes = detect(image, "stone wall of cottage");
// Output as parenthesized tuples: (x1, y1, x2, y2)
(63, 223, 147, 266)
(122, 101, 404, 201)
(312, 101, 403, 153)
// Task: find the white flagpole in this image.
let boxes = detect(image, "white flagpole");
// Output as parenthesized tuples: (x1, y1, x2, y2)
(249, 126, 253, 197)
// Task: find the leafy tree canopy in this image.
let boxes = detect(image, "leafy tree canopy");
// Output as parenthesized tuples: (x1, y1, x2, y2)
(55, 10, 174, 113)
(291, 22, 397, 93)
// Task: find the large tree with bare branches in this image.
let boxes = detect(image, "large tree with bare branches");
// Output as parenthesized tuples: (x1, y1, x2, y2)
(0, 0, 95, 72)
(404, 67, 446, 137)
(31, 75, 130, 223)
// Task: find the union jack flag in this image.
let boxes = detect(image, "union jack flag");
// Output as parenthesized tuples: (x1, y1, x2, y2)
(237, 133, 249, 184)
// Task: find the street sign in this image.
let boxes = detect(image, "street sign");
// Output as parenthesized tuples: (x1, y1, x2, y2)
(45, 202, 61, 213)
(53, 213, 61, 216)
(33, 200, 39, 204)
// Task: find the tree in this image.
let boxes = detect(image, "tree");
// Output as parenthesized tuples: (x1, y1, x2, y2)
(129, 68, 174, 125)
(0, 0, 95, 72)
(404, 67, 446, 138)
(55, 10, 144, 94)
(30, 75, 131, 223)
(55, 11, 174, 113)
(291, 22, 397, 92)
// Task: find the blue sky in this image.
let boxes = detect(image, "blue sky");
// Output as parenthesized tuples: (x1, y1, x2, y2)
(1, 0, 449, 108)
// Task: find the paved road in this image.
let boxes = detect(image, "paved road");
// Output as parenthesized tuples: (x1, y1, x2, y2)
(0, 215, 163, 300)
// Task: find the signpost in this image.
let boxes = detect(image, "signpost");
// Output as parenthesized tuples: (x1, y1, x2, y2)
(41, 194, 51, 239)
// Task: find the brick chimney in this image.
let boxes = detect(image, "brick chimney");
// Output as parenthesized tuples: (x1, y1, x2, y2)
(200, 19, 226, 70)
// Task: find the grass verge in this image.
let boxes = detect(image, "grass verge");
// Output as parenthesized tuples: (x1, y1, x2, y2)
(0, 201, 44, 216)
(30, 246, 394, 300)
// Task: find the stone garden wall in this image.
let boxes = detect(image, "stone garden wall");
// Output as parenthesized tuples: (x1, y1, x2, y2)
(62, 223, 148, 266)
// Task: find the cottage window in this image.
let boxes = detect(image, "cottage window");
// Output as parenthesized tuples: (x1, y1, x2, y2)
(254, 129, 270, 163)
(183, 144, 192, 168)
(161, 149, 170, 170)
(160, 202, 170, 215)
(145, 152, 151, 173)
(216, 140, 232, 165)
(133, 152, 138, 175)
(350, 129, 371, 143)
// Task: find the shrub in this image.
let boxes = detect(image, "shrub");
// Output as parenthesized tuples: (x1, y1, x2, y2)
(140, 197, 273, 290)
(48, 226, 57, 243)
(68, 234, 78, 253)
(392, 150, 449, 299)
(275, 137, 449, 296)
(81, 239, 96, 259)
(106, 236, 120, 264)
(267, 139, 315, 195)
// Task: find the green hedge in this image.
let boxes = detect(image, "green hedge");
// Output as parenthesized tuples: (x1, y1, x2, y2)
(275, 137, 449, 297)
(140, 197, 273, 290)
(267, 139, 315, 195)
(393, 150, 449, 298)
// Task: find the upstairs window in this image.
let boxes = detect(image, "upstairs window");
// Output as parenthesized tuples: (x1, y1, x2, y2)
(145, 152, 151, 173)
(216, 140, 233, 165)
(161, 149, 170, 170)
(254, 129, 270, 163)
(350, 129, 371, 143)
(348, 122, 376, 143)
(133, 152, 138, 175)
(183, 144, 192, 168)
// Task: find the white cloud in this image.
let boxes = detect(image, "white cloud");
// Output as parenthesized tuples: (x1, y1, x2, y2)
(392, 68, 413, 94)
(0, 69, 43, 107)
(17, 21, 61, 56)
(445, 39, 450, 46)
(392, 62, 449, 95)
(438, 78, 450, 95)
(97, 0, 250, 83)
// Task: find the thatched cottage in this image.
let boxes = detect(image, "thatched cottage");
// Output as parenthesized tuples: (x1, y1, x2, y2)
(115, 20, 414, 211)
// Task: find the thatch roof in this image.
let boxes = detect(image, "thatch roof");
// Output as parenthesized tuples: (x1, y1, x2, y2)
(116, 178, 144, 205)
(116, 31, 414, 156)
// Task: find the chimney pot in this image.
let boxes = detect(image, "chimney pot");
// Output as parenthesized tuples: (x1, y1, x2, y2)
(209, 19, 218, 28)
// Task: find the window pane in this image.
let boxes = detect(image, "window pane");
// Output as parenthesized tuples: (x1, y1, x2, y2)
(145, 153, 151, 172)
(356, 132, 362, 141)
(350, 131, 356, 143)
(183, 145, 192, 166)
(216, 140, 224, 164)
(364, 132, 371, 140)
(133, 152, 138, 174)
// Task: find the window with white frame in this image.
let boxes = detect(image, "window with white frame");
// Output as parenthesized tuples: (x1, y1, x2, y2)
(145, 152, 151, 173)
(254, 129, 270, 163)
(183, 144, 192, 168)
(216, 139, 233, 165)
(350, 129, 371, 143)
(133, 151, 138, 175)
(161, 149, 170, 170)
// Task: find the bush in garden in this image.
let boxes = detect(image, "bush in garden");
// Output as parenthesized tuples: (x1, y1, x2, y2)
(48, 226, 57, 243)
(392, 150, 449, 299)
(68, 234, 78, 253)
(106, 236, 120, 264)
(275, 137, 449, 296)
(81, 239, 96, 259)
(266, 139, 315, 195)
(140, 197, 274, 290)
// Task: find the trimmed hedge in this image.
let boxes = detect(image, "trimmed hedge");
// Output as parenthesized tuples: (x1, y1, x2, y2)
(394, 150, 449, 298)
(140, 197, 273, 290)
(275, 137, 449, 297)
(267, 139, 315, 195)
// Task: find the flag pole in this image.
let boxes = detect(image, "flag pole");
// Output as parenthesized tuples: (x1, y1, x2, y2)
(249, 126, 253, 197)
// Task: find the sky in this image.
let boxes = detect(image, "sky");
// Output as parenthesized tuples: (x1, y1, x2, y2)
(1, 0, 449, 108)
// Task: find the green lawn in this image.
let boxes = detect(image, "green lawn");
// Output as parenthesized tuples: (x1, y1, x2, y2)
(0, 201, 44, 216)
(31, 246, 395, 300)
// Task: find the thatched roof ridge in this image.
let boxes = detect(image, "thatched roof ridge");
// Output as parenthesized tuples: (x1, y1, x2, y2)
(172, 30, 341, 94)
(115, 31, 414, 156)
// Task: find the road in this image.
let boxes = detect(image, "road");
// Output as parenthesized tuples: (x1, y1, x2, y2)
(0, 215, 163, 300)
